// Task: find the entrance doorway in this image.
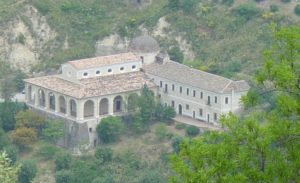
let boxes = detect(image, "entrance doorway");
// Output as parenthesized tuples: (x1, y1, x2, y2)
(178, 104, 182, 115)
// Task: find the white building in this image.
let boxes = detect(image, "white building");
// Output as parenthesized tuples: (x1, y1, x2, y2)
(24, 36, 249, 148)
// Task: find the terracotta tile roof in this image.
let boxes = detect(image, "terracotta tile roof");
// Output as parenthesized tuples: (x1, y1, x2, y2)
(24, 72, 155, 99)
(144, 61, 249, 94)
(68, 52, 139, 70)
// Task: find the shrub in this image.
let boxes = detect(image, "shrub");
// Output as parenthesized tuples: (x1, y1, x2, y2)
(54, 151, 72, 171)
(37, 144, 61, 160)
(11, 127, 37, 148)
(281, 0, 291, 3)
(186, 126, 200, 137)
(155, 123, 168, 141)
(171, 136, 183, 153)
(270, 4, 279, 12)
(95, 147, 113, 164)
(234, 3, 260, 21)
(3, 145, 18, 164)
(175, 123, 186, 130)
(168, 46, 184, 63)
(96, 116, 124, 144)
(56, 170, 74, 183)
(294, 4, 300, 16)
(18, 160, 37, 183)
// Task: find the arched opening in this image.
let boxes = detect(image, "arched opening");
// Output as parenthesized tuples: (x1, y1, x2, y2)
(84, 100, 94, 118)
(49, 92, 55, 110)
(99, 98, 108, 115)
(38, 89, 46, 107)
(114, 96, 123, 113)
(59, 96, 66, 114)
(178, 104, 182, 115)
(127, 93, 139, 112)
(70, 99, 77, 118)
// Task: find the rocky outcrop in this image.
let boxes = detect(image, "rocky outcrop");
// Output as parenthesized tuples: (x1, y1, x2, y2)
(0, 5, 56, 72)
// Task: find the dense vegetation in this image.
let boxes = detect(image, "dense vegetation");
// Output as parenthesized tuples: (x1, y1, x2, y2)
(171, 25, 300, 183)
(1, 0, 299, 79)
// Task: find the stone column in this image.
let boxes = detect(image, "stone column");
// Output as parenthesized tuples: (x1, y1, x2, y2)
(108, 96, 114, 115)
(55, 94, 59, 113)
(65, 97, 70, 117)
(34, 87, 38, 106)
(77, 100, 84, 121)
(95, 98, 99, 118)
(45, 91, 50, 110)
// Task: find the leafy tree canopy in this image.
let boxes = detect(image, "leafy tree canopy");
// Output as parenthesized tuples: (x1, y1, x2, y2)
(170, 25, 300, 183)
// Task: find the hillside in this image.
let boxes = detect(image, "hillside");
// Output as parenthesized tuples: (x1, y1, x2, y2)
(1, 0, 300, 79)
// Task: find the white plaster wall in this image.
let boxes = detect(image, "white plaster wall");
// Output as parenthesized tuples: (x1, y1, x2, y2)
(76, 61, 142, 79)
(61, 64, 77, 78)
(146, 74, 246, 123)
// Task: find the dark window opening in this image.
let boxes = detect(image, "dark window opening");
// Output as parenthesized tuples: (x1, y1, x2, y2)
(108, 68, 112, 73)
(225, 97, 229, 104)
(199, 109, 203, 116)
(186, 104, 189, 110)
(215, 96, 218, 104)
(193, 90, 196, 97)
(96, 70, 100, 74)
(83, 72, 88, 76)
(187, 88, 189, 95)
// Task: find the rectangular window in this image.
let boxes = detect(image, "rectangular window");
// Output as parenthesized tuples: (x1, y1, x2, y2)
(171, 101, 175, 107)
(160, 81, 162, 87)
(165, 84, 168, 93)
(207, 96, 211, 105)
(89, 128, 92, 132)
(200, 92, 203, 99)
(215, 96, 217, 104)
(187, 88, 189, 95)
(225, 97, 229, 104)
(193, 90, 196, 97)
(172, 84, 175, 91)
(199, 108, 203, 116)
(180, 86, 182, 93)
(186, 104, 189, 110)
(214, 113, 218, 121)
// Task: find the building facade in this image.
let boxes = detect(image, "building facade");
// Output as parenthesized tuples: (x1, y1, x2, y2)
(24, 36, 249, 148)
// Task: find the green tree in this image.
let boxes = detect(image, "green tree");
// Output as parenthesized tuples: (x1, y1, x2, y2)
(0, 152, 20, 183)
(11, 127, 37, 148)
(13, 70, 26, 92)
(170, 26, 300, 183)
(96, 116, 124, 143)
(0, 61, 16, 101)
(42, 120, 65, 143)
(0, 101, 24, 131)
(54, 151, 72, 171)
(138, 85, 156, 124)
(18, 160, 37, 183)
(16, 109, 46, 135)
(168, 46, 184, 63)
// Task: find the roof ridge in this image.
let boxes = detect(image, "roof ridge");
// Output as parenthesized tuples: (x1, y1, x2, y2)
(168, 60, 232, 81)
(68, 52, 135, 63)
